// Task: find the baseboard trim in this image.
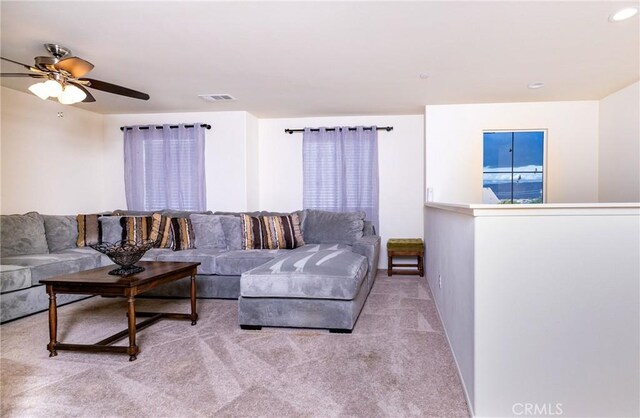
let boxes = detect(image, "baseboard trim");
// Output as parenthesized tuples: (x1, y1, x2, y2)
(426, 275, 476, 418)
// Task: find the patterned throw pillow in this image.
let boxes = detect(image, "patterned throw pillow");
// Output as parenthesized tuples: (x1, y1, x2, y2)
(120, 216, 154, 244)
(151, 213, 173, 248)
(240, 213, 305, 250)
(118, 213, 174, 248)
(170, 217, 195, 251)
(76, 214, 108, 247)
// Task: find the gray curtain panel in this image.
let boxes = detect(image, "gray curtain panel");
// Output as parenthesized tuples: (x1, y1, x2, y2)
(124, 124, 206, 211)
(302, 126, 379, 231)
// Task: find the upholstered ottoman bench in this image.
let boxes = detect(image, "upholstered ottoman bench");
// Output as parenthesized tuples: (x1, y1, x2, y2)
(238, 248, 369, 333)
(387, 238, 424, 277)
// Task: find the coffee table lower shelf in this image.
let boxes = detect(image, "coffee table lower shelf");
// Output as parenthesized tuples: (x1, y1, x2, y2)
(49, 310, 198, 361)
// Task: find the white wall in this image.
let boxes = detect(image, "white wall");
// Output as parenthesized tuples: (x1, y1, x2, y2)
(258, 115, 425, 268)
(424, 206, 475, 412)
(426, 203, 640, 418)
(102, 111, 251, 211)
(425, 101, 600, 204)
(474, 208, 639, 418)
(245, 112, 260, 211)
(598, 81, 640, 202)
(0, 87, 106, 214)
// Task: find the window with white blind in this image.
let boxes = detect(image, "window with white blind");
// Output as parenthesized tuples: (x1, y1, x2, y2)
(123, 124, 206, 211)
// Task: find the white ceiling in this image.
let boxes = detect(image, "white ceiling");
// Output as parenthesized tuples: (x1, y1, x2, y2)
(1, 1, 638, 118)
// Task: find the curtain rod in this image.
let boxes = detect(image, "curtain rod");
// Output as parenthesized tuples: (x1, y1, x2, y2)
(284, 126, 393, 134)
(120, 124, 212, 131)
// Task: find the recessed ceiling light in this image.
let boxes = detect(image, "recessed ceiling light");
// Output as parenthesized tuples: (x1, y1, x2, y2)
(528, 82, 544, 89)
(419, 73, 429, 79)
(609, 7, 638, 22)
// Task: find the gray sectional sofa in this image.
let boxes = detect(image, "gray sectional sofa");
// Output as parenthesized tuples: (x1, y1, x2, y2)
(0, 209, 380, 332)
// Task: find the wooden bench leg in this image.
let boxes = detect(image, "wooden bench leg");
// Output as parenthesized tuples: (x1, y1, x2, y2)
(418, 255, 424, 277)
(387, 254, 392, 276)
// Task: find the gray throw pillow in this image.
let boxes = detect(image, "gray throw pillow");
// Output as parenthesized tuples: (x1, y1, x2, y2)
(219, 216, 242, 250)
(302, 210, 365, 245)
(42, 215, 78, 252)
(0, 212, 49, 257)
(294, 209, 307, 233)
(190, 214, 227, 249)
(100, 216, 124, 244)
(363, 221, 376, 237)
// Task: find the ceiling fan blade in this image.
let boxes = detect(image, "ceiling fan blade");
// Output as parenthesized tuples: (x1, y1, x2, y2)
(69, 82, 96, 102)
(0, 73, 46, 78)
(1, 57, 43, 73)
(80, 78, 149, 100)
(55, 57, 94, 78)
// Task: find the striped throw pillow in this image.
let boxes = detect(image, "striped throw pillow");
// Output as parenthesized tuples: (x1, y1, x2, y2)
(76, 214, 108, 247)
(170, 217, 195, 251)
(240, 213, 305, 250)
(151, 213, 173, 248)
(120, 216, 154, 244)
(119, 214, 174, 248)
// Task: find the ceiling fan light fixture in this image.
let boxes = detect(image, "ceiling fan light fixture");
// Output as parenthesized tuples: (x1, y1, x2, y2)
(3, 43, 149, 103)
(28, 82, 51, 100)
(58, 84, 86, 104)
(43, 79, 63, 97)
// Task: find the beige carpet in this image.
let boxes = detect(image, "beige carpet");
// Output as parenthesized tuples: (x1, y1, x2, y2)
(1, 273, 469, 417)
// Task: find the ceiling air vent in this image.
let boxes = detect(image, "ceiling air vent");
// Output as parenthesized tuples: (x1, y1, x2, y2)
(198, 94, 236, 102)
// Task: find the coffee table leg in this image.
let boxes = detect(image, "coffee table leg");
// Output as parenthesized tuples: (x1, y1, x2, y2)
(190, 274, 198, 326)
(127, 296, 138, 361)
(47, 285, 58, 357)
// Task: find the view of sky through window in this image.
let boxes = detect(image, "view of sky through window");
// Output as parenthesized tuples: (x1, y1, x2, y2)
(483, 131, 544, 204)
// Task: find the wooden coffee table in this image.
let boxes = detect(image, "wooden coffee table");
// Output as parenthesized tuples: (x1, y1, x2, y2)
(40, 261, 200, 361)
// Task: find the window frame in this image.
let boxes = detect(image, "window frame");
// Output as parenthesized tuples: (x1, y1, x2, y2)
(482, 129, 548, 204)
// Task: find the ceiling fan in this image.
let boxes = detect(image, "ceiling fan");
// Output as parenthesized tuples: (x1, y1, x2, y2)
(0, 43, 150, 104)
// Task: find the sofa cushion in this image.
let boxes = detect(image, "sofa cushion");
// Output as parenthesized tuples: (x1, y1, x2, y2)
(190, 214, 227, 250)
(139, 248, 172, 262)
(0, 265, 32, 293)
(214, 249, 287, 276)
(54, 247, 112, 267)
(1, 212, 49, 257)
(42, 215, 78, 253)
(302, 210, 365, 245)
(240, 214, 305, 250)
(241, 249, 367, 300)
(220, 216, 242, 250)
(1, 253, 100, 286)
(156, 248, 225, 275)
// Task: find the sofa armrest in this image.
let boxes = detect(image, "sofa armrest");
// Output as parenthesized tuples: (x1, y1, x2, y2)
(352, 235, 381, 291)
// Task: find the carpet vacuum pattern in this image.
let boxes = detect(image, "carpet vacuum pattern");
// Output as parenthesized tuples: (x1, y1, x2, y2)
(0, 273, 469, 417)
